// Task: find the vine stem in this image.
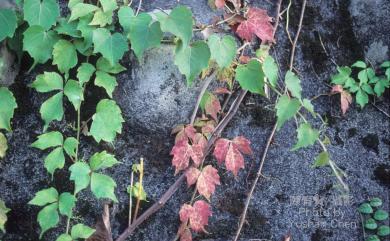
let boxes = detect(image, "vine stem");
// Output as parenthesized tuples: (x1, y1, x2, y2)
(190, 71, 217, 125)
(66, 106, 82, 234)
(132, 158, 144, 221)
(128, 171, 134, 226)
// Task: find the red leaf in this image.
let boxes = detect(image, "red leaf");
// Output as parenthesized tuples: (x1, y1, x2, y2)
(171, 141, 192, 174)
(205, 93, 221, 121)
(196, 165, 221, 200)
(174, 125, 197, 143)
(340, 91, 352, 115)
(185, 167, 201, 186)
(331, 85, 352, 115)
(215, 0, 225, 9)
(232, 136, 252, 155)
(225, 144, 244, 176)
(213, 138, 230, 164)
(179, 201, 212, 233)
(191, 134, 207, 166)
(236, 8, 274, 42)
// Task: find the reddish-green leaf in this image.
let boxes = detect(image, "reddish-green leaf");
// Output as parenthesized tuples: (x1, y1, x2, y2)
(236, 8, 274, 42)
(195, 165, 220, 200)
(179, 200, 211, 232)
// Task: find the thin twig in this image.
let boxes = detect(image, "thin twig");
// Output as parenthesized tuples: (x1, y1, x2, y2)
(135, 0, 142, 16)
(371, 102, 390, 118)
(289, 0, 306, 70)
(132, 158, 144, 222)
(190, 71, 217, 125)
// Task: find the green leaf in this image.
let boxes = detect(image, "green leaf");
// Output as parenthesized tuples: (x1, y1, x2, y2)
(37, 203, 59, 238)
(285, 71, 302, 99)
(378, 225, 390, 236)
(128, 182, 147, 201)
(28, 187, 58, 206)
(366, 235, 380, 241)
(358, 69, 369, 84)
(356, 89, 369, 108)
(68, 0, 82, 9)
(30, 72, 64, 93)
(275, 95, 300, 130)
(364, 218, 378, 230)
(89, 151, 120, 171)
(381, 61, 390, 68)
(64, 137, 78, 158)
(53, 40, 78, 74)
(94, 71, 117, 98)
(302, 98, 316, 116)
(156, 6, 193, 46)
(56, 234, 72, 241)
(23, 26, 59, 65)
(76, 14, 95, 55)
(58, 192, 76, 217)
(77, 63, 96, 86)
(361, 83, 374, 94)
(69, 162, 91, 193)
(24, 0, 60, 30)
(0, 87, 17, 131)
(0, 9, 17, 41)
(96, 57, 126, 74)
(127, 13, 163, 60)
(374, 210, 389, 221)
(92, 28, 128, 66)
(90, 99, 124, 143)
(44, 147, 65, 175)
(292, 123, 319, 150)
(31, 131, 63, 150)
(118, 6, 135, 33)
(312, 151, 329, 168)
(235, 59, 265, 95)
(55, 17, 81, 38)
(99, 0, 118, 12)
(71, 223, 95, 239)
(64, 79, 84, 110)
(374, 78, 389, 97)
(40, 92, 64, 131)
(0, 133, 7, 159)
(208, 34, 236, 69)
(89, 9, 113, 27)
(331, 66, 352, 85)
(91, 172, 118, 202)
(69, 3, 98, 22)
(262, 55, 278, 87)
(351, 60, 367, 69)
(0, 200, 10, 233)
(344, 77, 359, 93)
(370, 198, 383, 207)
(358, 203, 373, 214)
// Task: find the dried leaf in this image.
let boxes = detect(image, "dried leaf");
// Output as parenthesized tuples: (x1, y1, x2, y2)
(204, 93, 221, 121)
(86, 204, 112, 241)
(236, 8, 274, 42)
(332, 85, 352, 115)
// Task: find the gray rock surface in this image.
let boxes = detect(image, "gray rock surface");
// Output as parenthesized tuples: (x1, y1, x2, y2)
(0, 43, 18, 87)
(1, 1, 389, 241)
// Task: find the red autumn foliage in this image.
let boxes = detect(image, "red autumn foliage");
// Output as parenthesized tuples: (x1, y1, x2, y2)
(213, 136, 252, 176)
(236, 8, 274, 42)
(185, 165, 221, 200)
(331, 85, 353, 115)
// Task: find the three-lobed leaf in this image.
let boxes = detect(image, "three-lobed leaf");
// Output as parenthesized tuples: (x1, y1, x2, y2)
(92, 28, 128, 66)
(53, 40, 78, 74)
(236, 59, 265, 95)
(156, 6, 193, 46)
(24, 0, 60, 30)
(207, 34, 237, 69)
(174, 40, 211, 86)
(90, 99, 124, 143)
(23, 26, 59, 65)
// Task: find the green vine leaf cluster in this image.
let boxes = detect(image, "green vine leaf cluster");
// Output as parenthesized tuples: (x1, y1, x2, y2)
(331, 60, 390, 109)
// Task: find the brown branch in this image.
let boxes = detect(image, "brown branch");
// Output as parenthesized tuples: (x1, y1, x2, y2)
(289, 0, 307, 70)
